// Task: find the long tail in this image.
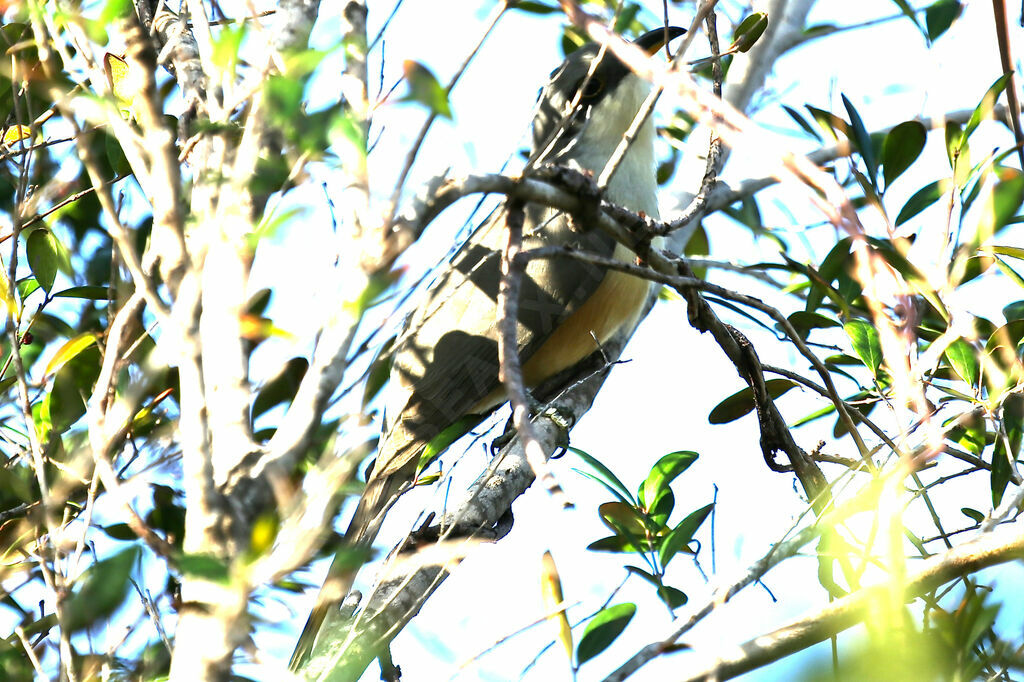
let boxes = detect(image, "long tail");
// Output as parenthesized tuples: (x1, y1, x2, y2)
(288, 463, 408, 671)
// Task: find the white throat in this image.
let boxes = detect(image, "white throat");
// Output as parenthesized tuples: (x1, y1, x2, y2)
(562, 74, 659, 219)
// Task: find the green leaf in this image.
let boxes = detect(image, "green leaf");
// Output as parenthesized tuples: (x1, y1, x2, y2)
(788, 310, 842, 339)
(639, 451, 698, 513)
(576, 603, 636, 665)
(598, 501, 649, 539)
(53, 286, 111, 300)
(977, 173, 1024, 240)
(731, 12, 768, 53)
(806, 105, 849, 140)
(889, 0, 922, 30)
(571, 447, 634, 504)
(102, 523, 136, 541)
(925, 0, 963, 41)
(44, 345, 102, 432)
(659, 503, 713, 567)
(844, 319, 883, 376)
(402, 60, 451, 118)
(896, 179, 953, 226)
(587, 535, 642, 553)
(16, 277, 39, 301)
(882, 121, 927, 188)
(64, 547, 139, 631)
(512, 1, 560, 14)
(842, 94, 878, 188)
(625, 566, 688, 609)
(45, 333, 99, 378)
(1003, 300, 1024, 321)
(362, 336, 395, 409)
(783, 104, 822, 141)
(252, 357, 308, 418)
(417, 414, 482, 472)
(806, 237, 853, 313)
(944, 338, 979, 387)
(178, 553, 230, 583)
(961, 507, 984, 524)
(963, 73, 1012, 142)
(992, 394, 1024, 506)
(708, 379, 798, 424)
(26, 229, 60, 293)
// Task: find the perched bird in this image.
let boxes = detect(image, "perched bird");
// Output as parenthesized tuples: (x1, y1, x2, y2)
(291, 26, 685, 670)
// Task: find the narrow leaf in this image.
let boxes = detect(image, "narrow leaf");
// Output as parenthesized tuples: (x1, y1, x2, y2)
(540, 551, 573, 664)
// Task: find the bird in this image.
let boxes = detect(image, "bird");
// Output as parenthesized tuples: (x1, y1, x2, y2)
(291, 25, 685, 671)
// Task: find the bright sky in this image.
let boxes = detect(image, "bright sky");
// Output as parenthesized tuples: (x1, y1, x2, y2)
(238, 1, 1024, 680)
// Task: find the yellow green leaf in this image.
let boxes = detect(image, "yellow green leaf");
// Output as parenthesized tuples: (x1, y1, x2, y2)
(2, 125, 32, 150)
(540, 551, 573, 664)
(45, 333, 98, 378)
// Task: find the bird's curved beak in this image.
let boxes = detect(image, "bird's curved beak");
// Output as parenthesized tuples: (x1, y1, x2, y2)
(633, 26, 687, 55)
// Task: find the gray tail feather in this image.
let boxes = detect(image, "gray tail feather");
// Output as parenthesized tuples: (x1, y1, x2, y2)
(289, 473, 398, 671)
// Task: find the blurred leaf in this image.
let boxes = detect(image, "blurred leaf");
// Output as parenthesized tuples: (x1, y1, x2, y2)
(44, 333, 98, 378)
(577, 603, 635, 665)
(842, 94, 878, 188)
(944, 338, 979, 387)
(16, 277, 39, 301)
(44, 345, 102, 432)
(248, 512, 279, 557)
(925, 0, 963, 41)
(64, 547, 139, 631)
(540, 551, 572, 663)
(977, 173, 1024, 241)
(178, 553, 230, 583)
(659, 503, 713, 566)
(1003, 300, 1024, 321)
(53, 286, 109, 300)
(992, 394, 1024, 506)
(783, 104, 822, 141)
(844, 319, 883, 376)
(730, 12, 768, 53)
(402, 60, 451, 119)
(961, 507, 984, 524)
(806, 105, 849, 140)
(708, 379, 797, 424)
(26, 229, 60, 293)
(889, 0, 922, 30)
(252, 357, 308, 419)
(1, 125, 32, 149)
(102, 523, 135, 541)
(512, 1, 560, 13)
(362, 336, 395, 408)
(882, 121, 927, 188)
(103, 53, 135, 112)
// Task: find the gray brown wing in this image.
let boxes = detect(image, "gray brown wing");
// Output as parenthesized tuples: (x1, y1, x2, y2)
(380, 201, 615, 471)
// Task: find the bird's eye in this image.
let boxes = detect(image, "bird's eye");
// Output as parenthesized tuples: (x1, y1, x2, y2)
(580, 77, 603, 99)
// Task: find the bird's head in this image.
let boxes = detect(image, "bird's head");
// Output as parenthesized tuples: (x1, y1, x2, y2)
(531, 26, 686, 165)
